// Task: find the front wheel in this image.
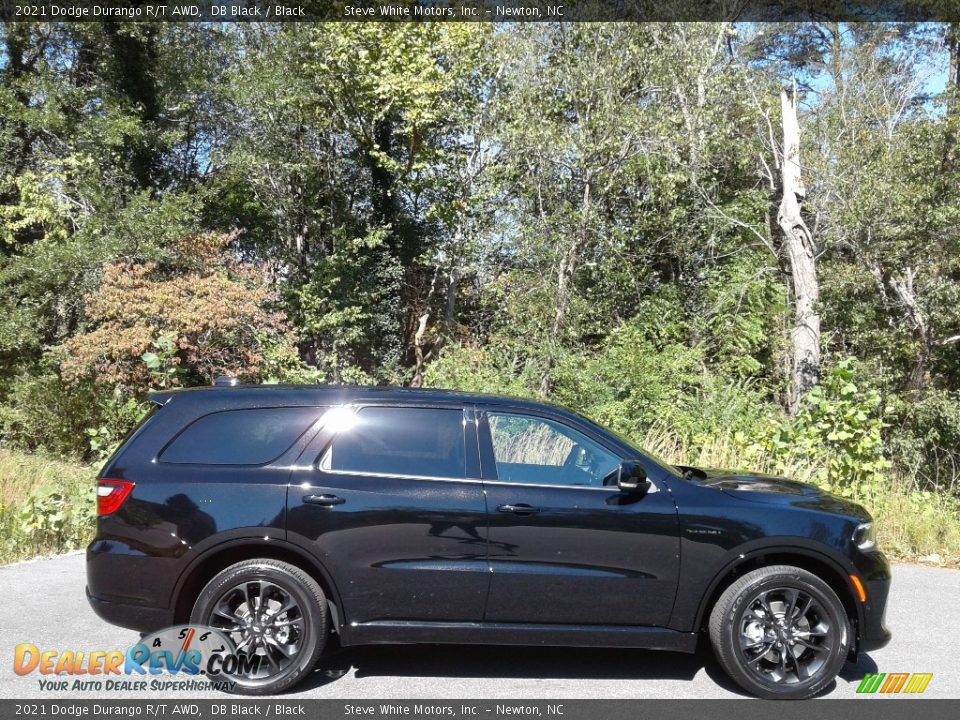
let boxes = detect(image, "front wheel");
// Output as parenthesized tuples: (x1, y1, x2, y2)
(190, 559, 328, 695)
(708, 565, 850, 699)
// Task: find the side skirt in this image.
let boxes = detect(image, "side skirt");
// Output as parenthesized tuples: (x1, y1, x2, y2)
(340, 620, 699, 653)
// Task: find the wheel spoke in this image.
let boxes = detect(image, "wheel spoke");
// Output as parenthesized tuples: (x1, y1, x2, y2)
(788, 644, 809, 680)
(243, 582, 255, 617)
(269, 598, 297, 620)
(794, 594, 813, 622)
(782, 588, 799, 622)
(270, 617, 303, 629)
(213, 608, 242, 626)
(757, 591, 776, 619)
(257, 580, 273, 620)
(747, 640, 775, 658)
(794, 636, 827, 653)
(265, 636, 292, 658)
(262, 641, 281, 671)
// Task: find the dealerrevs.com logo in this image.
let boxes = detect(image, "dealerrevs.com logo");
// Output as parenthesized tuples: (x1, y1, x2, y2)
(13, 625, 261, 692)
(856, 672, 934, 695)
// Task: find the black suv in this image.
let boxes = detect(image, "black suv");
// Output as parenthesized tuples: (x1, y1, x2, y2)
(87, 384, 891, 699)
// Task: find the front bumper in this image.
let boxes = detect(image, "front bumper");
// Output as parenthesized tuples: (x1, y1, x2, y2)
(854, 550, 892, 653)
(858, 574, 892, 652)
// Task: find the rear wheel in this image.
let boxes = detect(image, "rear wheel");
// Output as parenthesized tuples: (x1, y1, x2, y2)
(708, 565, 850, 699)
(190, 559, 328, 695)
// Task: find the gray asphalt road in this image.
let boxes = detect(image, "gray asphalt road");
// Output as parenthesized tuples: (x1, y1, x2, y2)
(1, 553, 957, 699)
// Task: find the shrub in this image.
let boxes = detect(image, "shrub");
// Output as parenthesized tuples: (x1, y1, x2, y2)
(0, 360, 149, 461)
(424, 344, 542, 397)
(739, 357, 891, 499)
(15, 482, 95, 557)
(550, 315, 775, 452)
(887, 388, 960, 495)
(0, 450, 96, 563)
(60, 232, 297, 392)
(0, 363, 102, 458)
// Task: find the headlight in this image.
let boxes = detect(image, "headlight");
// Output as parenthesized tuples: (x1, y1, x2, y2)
(853, 522, 876, 550)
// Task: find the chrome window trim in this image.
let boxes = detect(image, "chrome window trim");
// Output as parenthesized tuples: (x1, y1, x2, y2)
(314, 462, 482, 484)
(483, 478, 659, 493)
(312, 456, 658, 493)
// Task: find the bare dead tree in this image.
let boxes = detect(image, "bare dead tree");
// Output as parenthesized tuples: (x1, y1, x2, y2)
(778, 84, 821, 414)
(410, 312, 430, 388)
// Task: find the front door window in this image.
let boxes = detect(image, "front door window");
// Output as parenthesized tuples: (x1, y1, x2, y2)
(487, 412, 620, 487)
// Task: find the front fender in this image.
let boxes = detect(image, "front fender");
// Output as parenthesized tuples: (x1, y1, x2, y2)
(673, 538, 864, 636)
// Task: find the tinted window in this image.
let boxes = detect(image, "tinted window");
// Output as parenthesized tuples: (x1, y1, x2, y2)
(160, 407, 321, 465)
(488, 413, 620, 487)
(323, 407, 465, 478)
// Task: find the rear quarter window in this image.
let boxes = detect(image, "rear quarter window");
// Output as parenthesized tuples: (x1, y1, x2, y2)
(160, 407, 322, 465)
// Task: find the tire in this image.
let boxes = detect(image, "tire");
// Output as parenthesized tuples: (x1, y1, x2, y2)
(708, 565, 850, 699)
(190, 559, 328, 695)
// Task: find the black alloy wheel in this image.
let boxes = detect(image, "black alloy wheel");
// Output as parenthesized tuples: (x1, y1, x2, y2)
(191, 559, 328, 695)
(709, 565, 850, 699)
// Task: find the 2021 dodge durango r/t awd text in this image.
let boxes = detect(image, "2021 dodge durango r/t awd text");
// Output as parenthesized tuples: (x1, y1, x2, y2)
(87, 384, 891, 698)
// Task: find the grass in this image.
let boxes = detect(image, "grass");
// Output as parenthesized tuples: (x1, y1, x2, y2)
(0, 448, 96, 564)
(870, 479, 960, 564)
(0, 449, 93, 506)
(640, 425, 821, 484)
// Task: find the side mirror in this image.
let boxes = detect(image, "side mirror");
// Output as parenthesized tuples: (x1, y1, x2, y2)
(618, 461, 650, 494)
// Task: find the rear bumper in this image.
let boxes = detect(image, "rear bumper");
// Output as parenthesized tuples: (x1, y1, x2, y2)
(86, 536, 180, 634)
(86, 586, 173, 634)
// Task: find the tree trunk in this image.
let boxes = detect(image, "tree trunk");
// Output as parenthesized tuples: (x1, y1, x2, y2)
(410, 312, 430, 388)
(442, 225, 463, 338)
(778, 87, 821, 415)
(889, 268, 931, 394)
(538, 171, 592, 398)
(944, 23, 959, 172)
(948, 22, 959, 109)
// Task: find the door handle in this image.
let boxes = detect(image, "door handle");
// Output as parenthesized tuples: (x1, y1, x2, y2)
(304, 494, 345, 507)
(497, 503, 540, 515)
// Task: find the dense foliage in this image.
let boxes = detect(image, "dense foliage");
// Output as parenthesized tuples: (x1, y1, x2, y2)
(1, 21, 959, 559)
(60, 232, 294, 390)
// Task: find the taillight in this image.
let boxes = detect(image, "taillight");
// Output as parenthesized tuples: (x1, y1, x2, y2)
(97, 479, 134, 515)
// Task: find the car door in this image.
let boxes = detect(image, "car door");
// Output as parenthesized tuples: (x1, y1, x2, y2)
(285, 404, 490, 625)
(478, 407, 680, 627)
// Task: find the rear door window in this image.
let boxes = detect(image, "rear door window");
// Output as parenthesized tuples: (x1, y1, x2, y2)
(160, 407, 322, 465)
(321, 406, 466, 479)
